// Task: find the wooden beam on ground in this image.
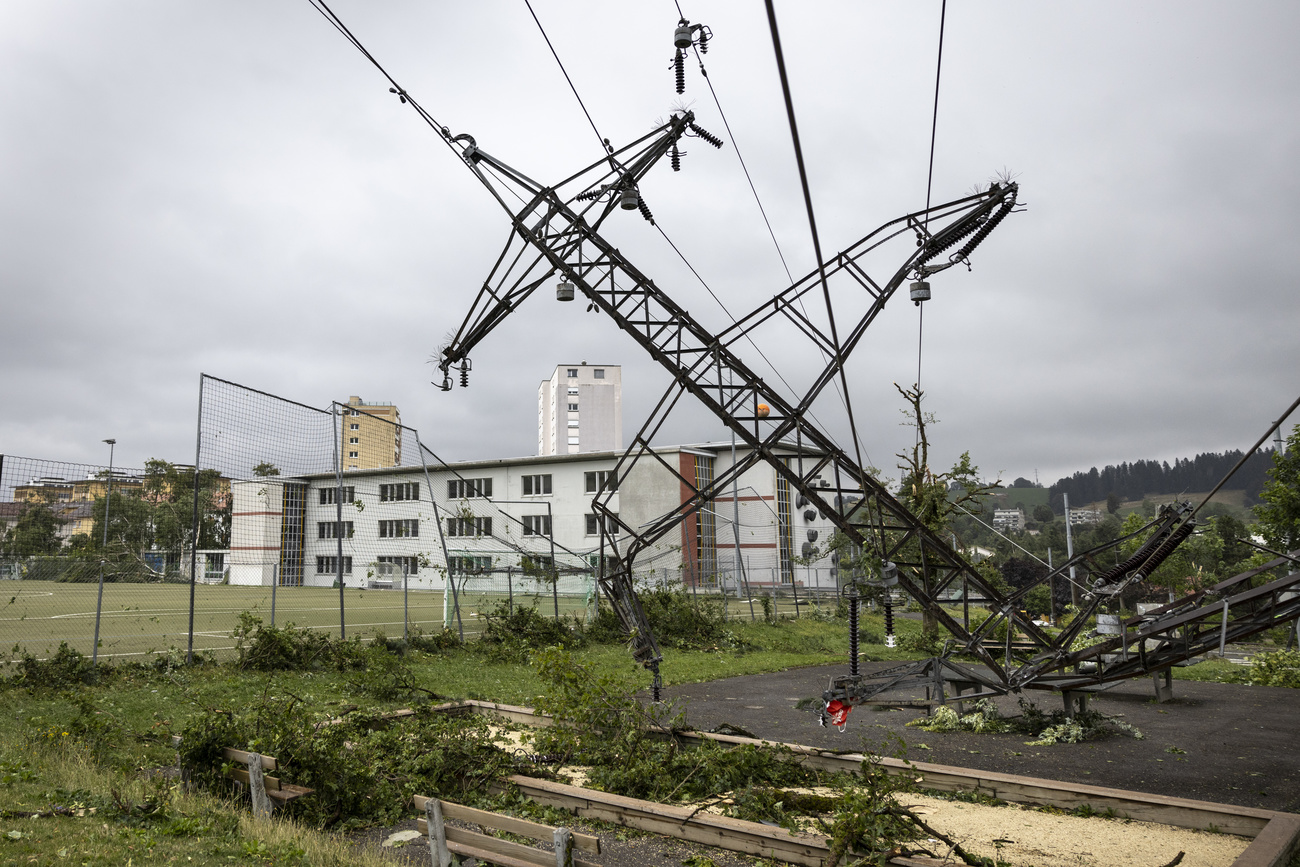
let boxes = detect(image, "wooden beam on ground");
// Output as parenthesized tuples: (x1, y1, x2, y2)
(414, 818, 599, 867)
(411, 796, 600, 853)
(496, 775, 834, 867)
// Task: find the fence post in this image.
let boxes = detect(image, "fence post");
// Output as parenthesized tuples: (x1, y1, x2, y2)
(92, 560, 106, 665)
(246, 753, 272, 819)
(270, 564, 278, 627)
(403, 562, 409, 643)
(425, 798, 451, 867)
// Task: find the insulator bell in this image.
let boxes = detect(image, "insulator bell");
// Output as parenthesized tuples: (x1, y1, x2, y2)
(674, 50, 685, 94)
(620, 188, 640, 211)
(459, 361, 470, 387)
(909, 280, 931, 306)
(670, 144, 681, 172)
(556, 282, 575, 302)
(674, 20, 694, 49)
(880, 560, 899, 587)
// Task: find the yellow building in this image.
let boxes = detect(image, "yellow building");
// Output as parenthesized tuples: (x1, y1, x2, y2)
(341, 396, 402, 471)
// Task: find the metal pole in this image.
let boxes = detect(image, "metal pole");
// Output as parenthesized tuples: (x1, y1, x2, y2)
(414, 431, 463, 639)
(1047, 548, 1054, 624)
(403, 561, 409, 643)
(1219, 599, 1230, 657)
(728, 371, 751, 622)
(506, 565, 513, 614)
(547, 501, 559, 620)
(333, 403, 346, 639)
(270, 564, 278, 627)
(92, 438, 115, 666)
(1064, 493, 1078, 608)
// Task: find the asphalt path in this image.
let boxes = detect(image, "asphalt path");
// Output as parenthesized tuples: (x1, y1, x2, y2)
(661, 661, 1300, 814)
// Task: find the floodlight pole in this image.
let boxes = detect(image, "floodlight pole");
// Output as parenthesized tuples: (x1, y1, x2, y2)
(92, 438, 115, 665)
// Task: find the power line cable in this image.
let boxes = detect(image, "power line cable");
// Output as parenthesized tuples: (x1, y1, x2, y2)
(763, 0, 872, 492)
(523, 0, 612, 156)
(916, 0, 947, 403)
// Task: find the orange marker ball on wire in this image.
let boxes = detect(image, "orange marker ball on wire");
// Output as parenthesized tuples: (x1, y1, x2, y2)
(756, 403, 771, 419)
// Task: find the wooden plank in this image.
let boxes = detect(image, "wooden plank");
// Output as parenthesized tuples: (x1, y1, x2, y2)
(446, 839, 544, 867)
(666, 728, 1278, 837)
(267, 784, 314, 803)
(498, 775, 832, 867)
(414, 819, 600, 867)
(225, 767, 282, 792)
(411, 796, 600, 853)
(221, 747, 276, 771)
(1231, 814, 1300, 867)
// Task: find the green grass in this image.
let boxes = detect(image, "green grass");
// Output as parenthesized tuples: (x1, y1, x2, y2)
(0, 581, 595, 662)
(0, 600, 1283, 863)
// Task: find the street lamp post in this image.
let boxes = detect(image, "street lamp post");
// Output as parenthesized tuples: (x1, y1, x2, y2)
(92, 438, 115, 665)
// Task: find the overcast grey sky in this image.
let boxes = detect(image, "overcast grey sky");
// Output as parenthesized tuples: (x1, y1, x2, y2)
(1, 1, 1297, 487)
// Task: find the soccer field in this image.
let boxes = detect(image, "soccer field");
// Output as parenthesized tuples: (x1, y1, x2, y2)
(0, 581, 592, 662)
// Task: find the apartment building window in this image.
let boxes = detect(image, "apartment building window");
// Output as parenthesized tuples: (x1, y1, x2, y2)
(585, 513, 618, 535)
(317, 521, 354, 539)
(349, 423, 360, 430)
(568, 403, 578, 412)
(448, 478, 492, 499)
(567, 421, 579, 428)
(593, 369, 605, 379)
(522, 515, 551, 536)
(568, 437, 580, 446)
(323, 487, 355, 505)
(566, 368, 578, 377)
(584, 470, 617, 494)
(521, 474, 551, 496)
(350, 409, 361, 416)
(446, 516, 492, 537)
(448, 555, 491, 575)
(349, 437, 359, 445)
(319, 486, 355, 505)
(316, 555, 353, 574)
(567, 387, 578, 396)
(378, 519, 419, 538)
(379, 482, 420, 502)
(348, 451, 359, 458)
(377, 555, 419, 576)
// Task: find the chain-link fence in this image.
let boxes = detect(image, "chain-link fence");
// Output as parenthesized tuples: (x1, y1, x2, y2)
(1, 375, 846, 662)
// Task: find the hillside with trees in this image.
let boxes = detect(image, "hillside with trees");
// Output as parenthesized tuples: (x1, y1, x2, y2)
(1047, 449, 1274, 512)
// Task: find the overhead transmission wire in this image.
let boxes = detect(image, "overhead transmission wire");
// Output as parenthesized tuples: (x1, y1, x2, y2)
(917, 0, 947, 403)
(763, 0, 873, 494)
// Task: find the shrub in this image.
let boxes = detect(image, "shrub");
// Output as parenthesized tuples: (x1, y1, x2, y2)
(1248, 649, 1300, 688)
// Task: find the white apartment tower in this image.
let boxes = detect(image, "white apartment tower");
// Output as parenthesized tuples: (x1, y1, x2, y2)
(538, 363, 622, 456)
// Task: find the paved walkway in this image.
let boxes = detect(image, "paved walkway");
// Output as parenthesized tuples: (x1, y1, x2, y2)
(663, 661, 1300, 813)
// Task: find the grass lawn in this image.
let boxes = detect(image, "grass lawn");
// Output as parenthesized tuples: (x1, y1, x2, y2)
(0, 581, 599, 662)
(0, 599, 1285, 865)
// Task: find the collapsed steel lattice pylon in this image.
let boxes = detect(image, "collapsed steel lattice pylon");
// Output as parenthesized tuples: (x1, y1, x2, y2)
(431, 117, 1300, 720)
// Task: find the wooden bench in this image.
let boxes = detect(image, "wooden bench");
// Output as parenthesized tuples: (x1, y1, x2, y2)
(413, 795, 600, 867)
(173, 737, 313, 819)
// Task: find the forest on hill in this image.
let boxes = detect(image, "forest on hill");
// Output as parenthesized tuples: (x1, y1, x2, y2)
(1046, 448, 1275, 511)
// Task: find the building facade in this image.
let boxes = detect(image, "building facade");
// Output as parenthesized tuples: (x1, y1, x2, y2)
(537, 364, 622, 456)
(225, 441, 841, 593)
(341, 396, 402, 471)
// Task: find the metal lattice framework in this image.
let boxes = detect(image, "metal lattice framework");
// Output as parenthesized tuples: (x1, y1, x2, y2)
(430, 115, 1300, 715)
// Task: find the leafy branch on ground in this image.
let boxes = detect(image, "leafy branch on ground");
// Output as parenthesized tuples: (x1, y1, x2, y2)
(906, 698, 1144, 745)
